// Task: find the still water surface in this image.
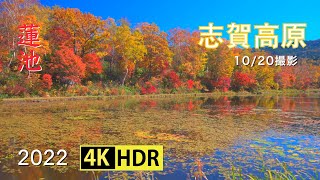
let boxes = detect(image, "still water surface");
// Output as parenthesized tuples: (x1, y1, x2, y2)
(0, 95, 319, 179)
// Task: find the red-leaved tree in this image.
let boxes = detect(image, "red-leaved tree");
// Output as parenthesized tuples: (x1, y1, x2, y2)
(42, 74, 53, 90)
(212, 77, 231, 92)
(82, 53, 103, 76)
(48, 46, 86, 84)
(232, 72, 256, 91)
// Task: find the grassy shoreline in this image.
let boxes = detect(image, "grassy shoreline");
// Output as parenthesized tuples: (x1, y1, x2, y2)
(1, 89, 319, 102)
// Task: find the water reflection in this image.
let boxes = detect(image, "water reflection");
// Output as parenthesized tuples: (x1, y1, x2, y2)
(0, 95, 319, 179)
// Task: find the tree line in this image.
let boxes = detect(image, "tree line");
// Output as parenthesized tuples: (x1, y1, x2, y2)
(0, 0, 319, 97)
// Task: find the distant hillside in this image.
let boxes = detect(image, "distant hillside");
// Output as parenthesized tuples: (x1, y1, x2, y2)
(262, 39, 320, 60)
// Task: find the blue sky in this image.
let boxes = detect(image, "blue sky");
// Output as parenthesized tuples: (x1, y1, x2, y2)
(40, 0, 320, 44)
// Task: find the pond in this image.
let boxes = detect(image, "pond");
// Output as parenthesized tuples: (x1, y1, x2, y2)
(0, 95, 319, 179)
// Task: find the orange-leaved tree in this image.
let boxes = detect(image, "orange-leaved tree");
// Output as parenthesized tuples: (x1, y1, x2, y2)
(169, 28, 207, 80)
(136, 23, 173, 79)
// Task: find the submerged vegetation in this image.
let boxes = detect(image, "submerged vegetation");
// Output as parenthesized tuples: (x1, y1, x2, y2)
(0, 95, 319, 179)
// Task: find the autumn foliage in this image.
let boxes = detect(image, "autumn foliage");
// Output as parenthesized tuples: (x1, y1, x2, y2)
(212, 77, 231, 92)
(82, 53, 103, 76)
(0, 0, 319, 97)
(232, 72, 256, 91)
(140, 82, 157, 95)
(48, 46, 86, 83)
(42, 74, 53, 90)
(187, 79, 194, 89)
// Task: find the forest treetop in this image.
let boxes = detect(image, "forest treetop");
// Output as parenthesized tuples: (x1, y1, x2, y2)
(0, 0, 319, 97)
